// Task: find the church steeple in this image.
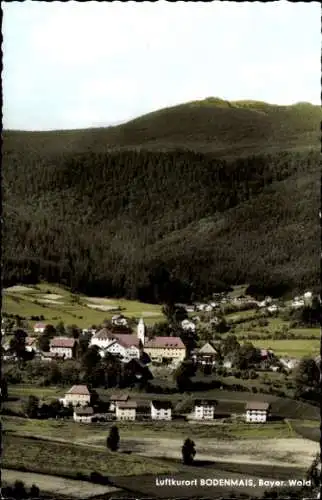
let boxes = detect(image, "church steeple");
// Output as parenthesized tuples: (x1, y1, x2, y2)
(137, 317, 145, 346)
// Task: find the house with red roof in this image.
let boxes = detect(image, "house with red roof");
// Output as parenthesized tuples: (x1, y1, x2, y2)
(144, 336, 186, 364)
(50, 337, 77, 359)
(90, 328, 141, 360)
(33, 323, 47, 334)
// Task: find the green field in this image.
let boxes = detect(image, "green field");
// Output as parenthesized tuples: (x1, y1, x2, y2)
(3, 283, 164, 329)
(2, 433, 176, 477)
(250, 339, 320, 357)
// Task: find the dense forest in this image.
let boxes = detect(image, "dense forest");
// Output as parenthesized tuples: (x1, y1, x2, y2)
(3, 99, 320, 302)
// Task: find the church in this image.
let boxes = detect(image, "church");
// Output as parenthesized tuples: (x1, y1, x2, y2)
(138, 318, 186, 365)
(91, 318, 186, 365)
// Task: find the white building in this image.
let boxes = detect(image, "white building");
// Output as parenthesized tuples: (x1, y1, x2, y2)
(62, 385, 91, 407)
(25, 337, 38, 353)
(103, 338, 140, 361)
(90, 328, 114, 350)
(50, 337, 76, 359)
(151, 400, 172, 420)
(137, 318, 145, 345)
(194, 400, 216, 420)
(245, 402, 270, 423)
(91, 328, 141, 360)
(73, 407, 94, 423)
(33, 323, 47, 334)
(112, 315, 128, 327)
(116, 401, 137, 420)
(267, 305, 279, 314)
(109, 393, 129, 411)
(291, 299, 305, 309)
(181, 319, 196, 332)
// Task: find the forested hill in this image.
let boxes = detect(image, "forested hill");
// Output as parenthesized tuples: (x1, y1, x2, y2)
(2, 99, 321, 301)
(3, 99, 321, 156)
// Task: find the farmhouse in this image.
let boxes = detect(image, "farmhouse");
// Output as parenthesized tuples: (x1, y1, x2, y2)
(151, 400, 172, 420)
(245, 401, 270, 423)
(115, 401, 137, 420)
(192, 342, 218, 366)
(63, 385, 91, 407)
(194, 400, 217, 420)
(50, 337, 77, 359)
(109, 393, 129, 411)
(33, 323, 47, 334)
(73, 407, 94, 423)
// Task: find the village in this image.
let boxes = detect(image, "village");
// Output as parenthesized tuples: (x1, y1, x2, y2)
(2, 287, 320, 428)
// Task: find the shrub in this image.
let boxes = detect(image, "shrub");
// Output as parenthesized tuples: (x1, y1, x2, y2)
(252, 386, 258, 393)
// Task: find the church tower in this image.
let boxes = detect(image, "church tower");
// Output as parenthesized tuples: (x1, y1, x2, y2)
(137, 317, 145, 346)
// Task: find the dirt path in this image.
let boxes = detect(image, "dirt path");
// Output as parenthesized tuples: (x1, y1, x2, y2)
(2, 469, 122, 499)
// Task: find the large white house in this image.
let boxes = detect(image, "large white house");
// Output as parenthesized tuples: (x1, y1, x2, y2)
(245, 402, 270, 423)
(116, 401, 137, 421)
(194, 400, 216, 420)
(50, 337, 76, 359)
(62, 385, 91, 407)
(151, 400, 172, 420)
(103, 337, 140, 361)
(91, 328, 141, 360)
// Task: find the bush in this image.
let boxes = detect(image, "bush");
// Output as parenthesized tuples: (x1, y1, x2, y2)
(252, 386, 258, 393)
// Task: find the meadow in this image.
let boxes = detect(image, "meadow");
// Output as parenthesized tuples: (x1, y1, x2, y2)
(2, 433, 176, 478)
(3, 282, 164, 328)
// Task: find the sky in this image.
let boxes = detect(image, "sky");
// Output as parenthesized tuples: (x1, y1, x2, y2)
(2, 1, 321, 131)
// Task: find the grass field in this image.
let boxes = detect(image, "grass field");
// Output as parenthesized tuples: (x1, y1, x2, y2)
(3, 282, 164, 328)
(2, 434, 176, 477)
(250, 339, 320, 357)
(288, 419, 320, 442)
(2, 469, 123, 499)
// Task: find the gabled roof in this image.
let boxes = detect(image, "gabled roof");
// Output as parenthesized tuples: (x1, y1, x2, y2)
(26, 337, 37, 346)
(93, 328, 115, 340)
(151, 400, 173, 410)
(145, 336, 185, 349)
(50, 337, 75, 348)
(66, 385, 90, 396)
(245, 401, 270, 410)
(74, 407, 94, 416)
(195, 399, 217, 407)
(110, 393, 129, 402)
(115, 334, 140, 348)
(198, 342, 217, 354)
(117, 401, 137, 409)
